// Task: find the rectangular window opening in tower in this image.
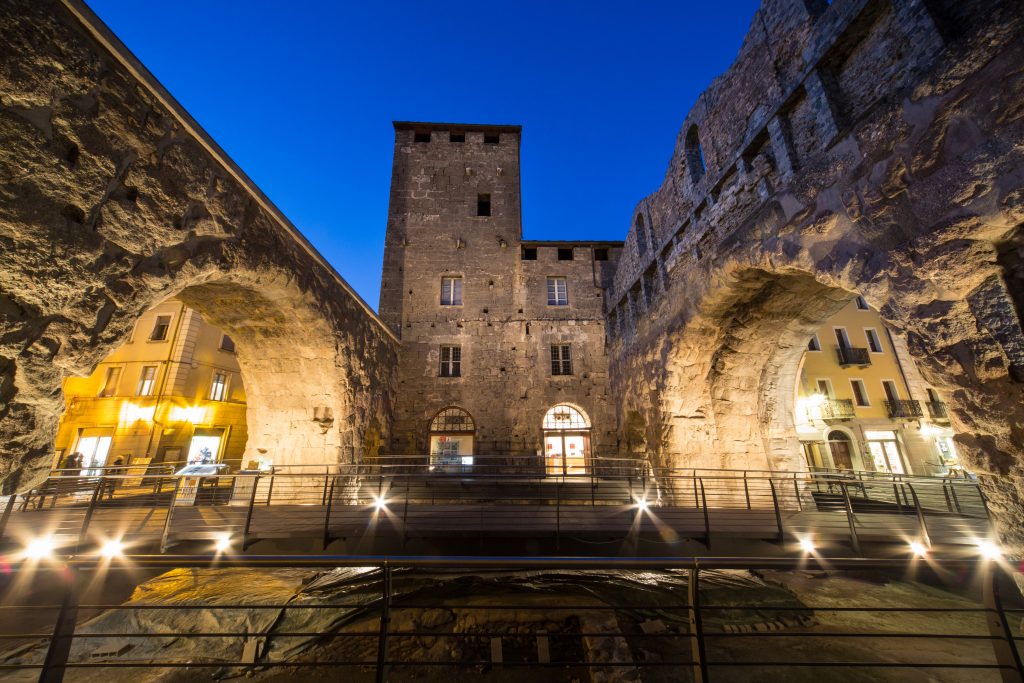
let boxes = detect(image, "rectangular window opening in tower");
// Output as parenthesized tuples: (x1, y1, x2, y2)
(551, 344, 573, 376)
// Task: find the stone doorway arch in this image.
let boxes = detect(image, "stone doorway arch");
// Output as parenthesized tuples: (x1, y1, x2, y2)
(542, 403, 592, 476)
(428, 406, 476, 471)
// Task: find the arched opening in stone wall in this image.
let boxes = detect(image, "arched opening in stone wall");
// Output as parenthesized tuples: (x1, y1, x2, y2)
(649, 269, 974, 482)
(683, 125, 706, 182)
(542, 404, 592, 476)
(5, 264, 375, 492)
(428, 407, 476, 471)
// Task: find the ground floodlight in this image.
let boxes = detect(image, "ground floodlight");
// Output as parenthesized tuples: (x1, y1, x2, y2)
(799, 537, 815, 554)
(99, 539, 124, 558)
(374, 496, 387, 510)
(636, 498, 649, 511)
(215, 534, 232, 552)
(909, 541, 928, 557)
(23, 537, 55, 560)
(977, 540, 1002, 561)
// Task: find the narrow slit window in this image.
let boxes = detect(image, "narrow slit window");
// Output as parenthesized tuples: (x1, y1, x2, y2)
(522, 247, 537, 260)
(440, 345, 462, 377)
(441, 276, 463, 306)
(477, 193, 491, 217)
(219, 335, 235, 353)
(557, 248, 573, 261)
(550, 344, 572, 376)
(593, 248, 608, 261)
(547, 277, 568, 306)
(855, 296, 869, 310)
(484, 133, 500, 144)
(414, 131, 431, 143)
(449, 131, 465, 143)
(807, 334, 821, 351)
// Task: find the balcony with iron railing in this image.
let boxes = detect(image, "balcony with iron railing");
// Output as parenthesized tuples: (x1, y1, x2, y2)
(819, 398, 855, 420)
(836, 345, 871, 366)
(927, 400, 949, 420)
(885, 399, 924, 419)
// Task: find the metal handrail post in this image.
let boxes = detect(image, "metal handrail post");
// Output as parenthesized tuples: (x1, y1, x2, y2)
(893, 482, 903, 513)
(942, 481, 954, 513)
(983, 564, 1024, 683)
(321, 472, 330, 506)
(840, 481, 862, 555)
(904, 482, 931, 548)
(0, 492, 16, 542)
(39, 566, 81, 683)
(322, 476, 336, 550)
(555, 481, 561, 550)
(76, 477, 105, 551)
(768, 479, 784, 544)
(977, 484, 996, 533)
(159, 477, 181, 554)
(743, 471, 751, 510)
(949, 482, 962, 514)
(242, 475, 260, 551)
(688, 566, 708, 683)
(375, 564, 392, 683)
(265, 474, 275, 505)
(698, 478, 710, 549)
(793, 473, 803, 512)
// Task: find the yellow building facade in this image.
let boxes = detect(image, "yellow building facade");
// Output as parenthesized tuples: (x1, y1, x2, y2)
(795, 297, 961, 476)
(55, 300, 247, 472)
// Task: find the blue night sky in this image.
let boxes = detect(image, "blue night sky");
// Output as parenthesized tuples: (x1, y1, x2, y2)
(85, 1, 760, 311)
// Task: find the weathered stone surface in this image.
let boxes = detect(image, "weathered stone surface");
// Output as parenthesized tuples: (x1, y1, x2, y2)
(0, 0, 397, 490)
(607, 0, 1024, 547)
(380, 123, 622, 459)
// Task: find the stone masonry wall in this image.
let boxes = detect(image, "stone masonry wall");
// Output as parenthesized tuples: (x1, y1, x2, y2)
(381, 123, 622, 459)
(607, 0, 1024, 546)
(0, 0, 398, 490)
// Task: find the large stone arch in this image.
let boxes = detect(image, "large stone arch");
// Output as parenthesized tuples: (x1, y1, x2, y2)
(608, 0, 1024, 546)
(0, 0, 397, 490)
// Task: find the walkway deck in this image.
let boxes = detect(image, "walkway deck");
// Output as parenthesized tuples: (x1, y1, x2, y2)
(0, 468, 990, 557)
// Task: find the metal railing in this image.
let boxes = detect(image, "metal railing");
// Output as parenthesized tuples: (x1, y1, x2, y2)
(1, 556, 1021, 682)
(886, 399, 924, 418)
(0, 460, 991, 557)
(819, 398, 855, 419)
(836, 346, 870, 366)
(928, 400, 950, 419)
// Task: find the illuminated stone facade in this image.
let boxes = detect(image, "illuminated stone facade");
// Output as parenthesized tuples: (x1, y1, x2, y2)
(0, 0, 397, 490)
(380, 123, 623, 465)
(606, 0, 1024, 544)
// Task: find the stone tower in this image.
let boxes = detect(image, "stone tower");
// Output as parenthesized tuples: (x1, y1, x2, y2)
(380, 122, 622, 462)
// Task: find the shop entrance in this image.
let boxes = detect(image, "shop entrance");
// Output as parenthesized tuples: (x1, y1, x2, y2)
(542, 404, 591, 476)
(186, 429, 224, 465)
(74, 431, 112, 475)
(864, 430, 907, 474)
(826, 430, 855, 471)
(428, 407, 475, 471)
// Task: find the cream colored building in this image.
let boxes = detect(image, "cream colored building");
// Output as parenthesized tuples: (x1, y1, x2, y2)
(55, 300, 247, 472)
(795, 297, 961, 477)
